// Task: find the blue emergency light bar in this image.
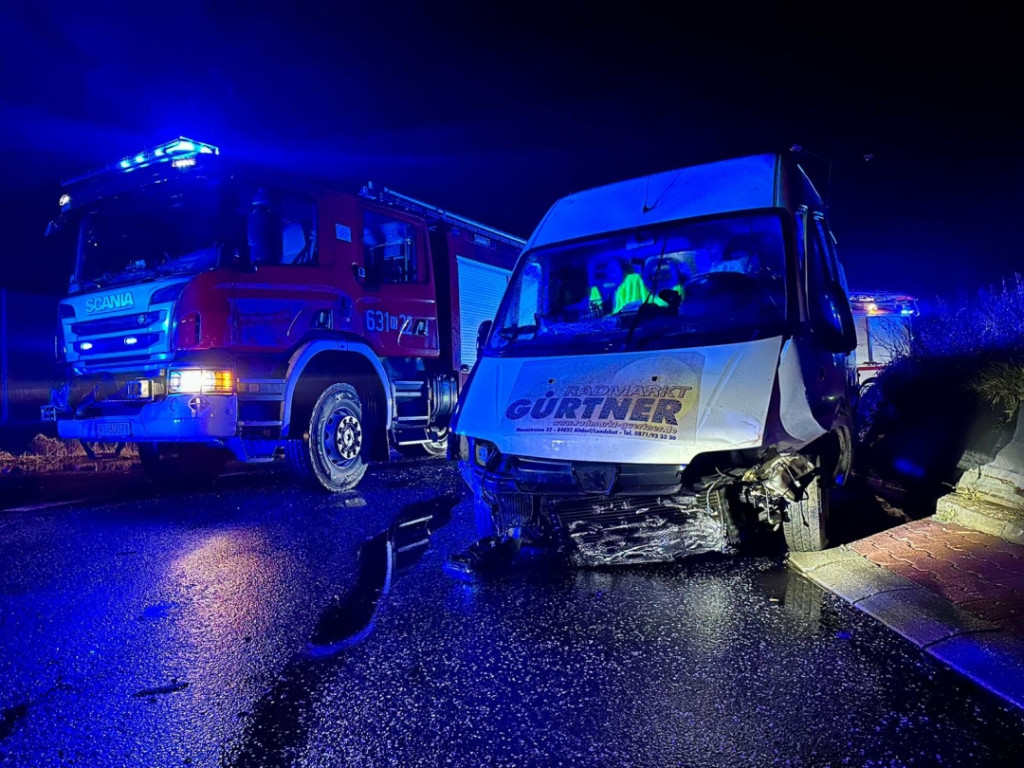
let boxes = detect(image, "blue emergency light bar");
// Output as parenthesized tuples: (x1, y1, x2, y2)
(115, 137, 218, 171)
(61, 137, 220, 189)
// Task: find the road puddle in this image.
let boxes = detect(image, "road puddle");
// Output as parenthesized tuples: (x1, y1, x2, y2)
(307, 494, 459, 655)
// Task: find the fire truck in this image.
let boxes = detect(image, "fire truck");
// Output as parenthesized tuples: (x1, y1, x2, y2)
(41, 137, 523, 491)
(848, 290, 920, 386)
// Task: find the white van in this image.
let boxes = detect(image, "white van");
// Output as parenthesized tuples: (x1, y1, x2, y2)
(451, 154, 859, 565)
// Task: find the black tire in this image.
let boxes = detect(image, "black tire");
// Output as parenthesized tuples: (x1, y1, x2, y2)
(396, 428, 449, 459)
(287, 383, 368, 492)
(782, 458, 830, 552)
(854, 377, 882, 443)
(137, 442, 230, 484)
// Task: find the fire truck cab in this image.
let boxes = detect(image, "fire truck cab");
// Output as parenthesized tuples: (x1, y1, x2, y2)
(42, 137, 522, 491)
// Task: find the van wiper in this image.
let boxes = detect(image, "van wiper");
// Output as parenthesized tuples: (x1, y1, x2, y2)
(497, 323, 538, 342)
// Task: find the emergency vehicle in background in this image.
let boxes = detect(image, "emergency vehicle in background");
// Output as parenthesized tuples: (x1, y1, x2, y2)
(849, 291, 919, 386)
(41, 137, 522, 491)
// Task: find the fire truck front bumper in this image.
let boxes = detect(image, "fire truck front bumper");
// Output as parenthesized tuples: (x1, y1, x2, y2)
(54, 394, 238, 442)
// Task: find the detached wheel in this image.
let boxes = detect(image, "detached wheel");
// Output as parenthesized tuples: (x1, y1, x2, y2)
(287, 383, 368, 492)
(782, 458, 830, 552)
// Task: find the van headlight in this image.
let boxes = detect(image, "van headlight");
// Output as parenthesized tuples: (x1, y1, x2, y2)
(167, 368, 234, 394)
(472, 438, 498, 468)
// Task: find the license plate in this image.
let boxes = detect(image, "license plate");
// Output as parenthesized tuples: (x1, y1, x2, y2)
(95, 422, 131, 438)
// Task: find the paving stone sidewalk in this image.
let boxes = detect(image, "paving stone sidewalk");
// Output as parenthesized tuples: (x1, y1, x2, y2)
(789, 503, 1024, 713)
(848, 519, 1024, 641)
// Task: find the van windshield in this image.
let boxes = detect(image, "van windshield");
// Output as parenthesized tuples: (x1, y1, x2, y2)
(486, 213, 789, 356)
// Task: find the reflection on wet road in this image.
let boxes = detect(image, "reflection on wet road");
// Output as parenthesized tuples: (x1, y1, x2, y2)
(309, 494, 459, 653)
(2, 458, 1024, 767)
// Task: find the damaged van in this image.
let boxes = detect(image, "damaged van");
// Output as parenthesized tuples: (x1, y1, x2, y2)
(450, 153, 858, 566)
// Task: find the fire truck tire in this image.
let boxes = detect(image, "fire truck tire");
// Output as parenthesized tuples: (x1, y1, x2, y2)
(137, 442, 229, 484)
(782, 457, 830, 552)
(288, 383, 368, 492)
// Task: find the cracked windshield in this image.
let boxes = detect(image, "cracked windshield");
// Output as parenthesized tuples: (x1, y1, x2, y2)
(488, 213, 788, 355)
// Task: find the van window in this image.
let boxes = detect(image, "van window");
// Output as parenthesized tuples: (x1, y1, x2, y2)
(487, 212, 789, 356)
(807, 215, 855, 338)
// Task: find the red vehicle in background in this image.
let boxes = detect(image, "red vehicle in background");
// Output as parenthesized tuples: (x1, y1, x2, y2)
(42, 137, 522, 491)
(848, 291, 920, 387)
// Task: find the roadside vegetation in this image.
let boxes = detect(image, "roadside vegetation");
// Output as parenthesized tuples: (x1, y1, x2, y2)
(856, 273, 1024, 515)
(0, 434, 137, 475)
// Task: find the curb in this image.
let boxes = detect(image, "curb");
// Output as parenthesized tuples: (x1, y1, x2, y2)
(935, 493, 1024, 546)
(788, 545, 1024, 712)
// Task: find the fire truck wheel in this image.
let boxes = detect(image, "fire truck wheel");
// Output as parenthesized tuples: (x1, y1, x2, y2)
(782, 456, 830, 552)
(292, 383, 368, 492)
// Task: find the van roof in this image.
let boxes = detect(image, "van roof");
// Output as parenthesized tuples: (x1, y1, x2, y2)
(525, 153, 824, 250)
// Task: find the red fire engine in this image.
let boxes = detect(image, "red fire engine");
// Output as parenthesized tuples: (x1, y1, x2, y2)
(849, 290, 920, 386)
(42, 137, 522, 491)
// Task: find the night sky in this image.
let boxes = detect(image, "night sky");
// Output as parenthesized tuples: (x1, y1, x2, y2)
(1, 2, 1020, 302)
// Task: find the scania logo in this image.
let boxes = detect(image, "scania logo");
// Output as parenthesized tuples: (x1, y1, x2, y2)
(85, 292, 135, 314)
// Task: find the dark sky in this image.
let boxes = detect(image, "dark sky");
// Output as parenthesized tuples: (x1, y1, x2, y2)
(1, 2, 1020, 301)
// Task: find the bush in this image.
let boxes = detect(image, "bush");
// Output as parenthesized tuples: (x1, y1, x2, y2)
(911, 273, 1024, 359)
(972, 359, 1024, 421)
(856, 272, 1024, 508)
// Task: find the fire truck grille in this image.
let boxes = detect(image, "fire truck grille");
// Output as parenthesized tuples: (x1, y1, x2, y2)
(72, 311, 164, 336)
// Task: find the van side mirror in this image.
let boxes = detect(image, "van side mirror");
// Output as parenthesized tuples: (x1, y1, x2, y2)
(476, 320, 493, 356)
(813, 285, 857, 353)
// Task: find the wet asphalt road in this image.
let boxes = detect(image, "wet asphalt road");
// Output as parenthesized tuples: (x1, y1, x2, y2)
(2, 457, 1024, 767)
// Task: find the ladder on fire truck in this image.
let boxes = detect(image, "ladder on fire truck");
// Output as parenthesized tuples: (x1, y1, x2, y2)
(359, 182, 526, 249)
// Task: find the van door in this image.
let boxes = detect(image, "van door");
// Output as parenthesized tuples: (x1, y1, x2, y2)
(799, 210, 857, 427)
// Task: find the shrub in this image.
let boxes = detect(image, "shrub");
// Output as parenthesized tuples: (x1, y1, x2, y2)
(856, 272, 1024, 503)
(972, 359, 1024, 421)
(911, 272, 1024, 359)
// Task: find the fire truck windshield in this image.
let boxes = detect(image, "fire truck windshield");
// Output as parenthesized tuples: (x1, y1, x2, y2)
(486, 212, 789, 356)
(70, 181, 239, 293)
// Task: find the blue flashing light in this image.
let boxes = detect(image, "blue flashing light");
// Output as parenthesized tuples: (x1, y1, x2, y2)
(901, 308, 913, 316)
(172, 157, 197, 169)
(117, 137, 217, 171)
(64, 137, 221, 187)
(58, 194, 71, 207)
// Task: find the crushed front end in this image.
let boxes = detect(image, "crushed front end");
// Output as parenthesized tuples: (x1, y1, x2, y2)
(457, 441, 817, 566)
